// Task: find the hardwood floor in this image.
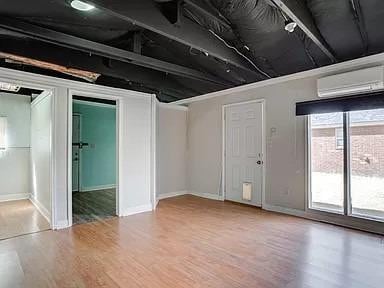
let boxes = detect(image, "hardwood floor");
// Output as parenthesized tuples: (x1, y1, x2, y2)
(72, 189, 116, 224)
(1, 195, 383, 288)
(0, 200, 50, 241)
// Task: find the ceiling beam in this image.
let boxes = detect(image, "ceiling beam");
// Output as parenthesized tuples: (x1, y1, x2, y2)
(0, 17, 230, 87)
(272, 0, 337, 63)
(82, 0, 260, 75)
(0, 36, 208, 101)
(350, 0, 369, 55)
(183, 0, 231, 30)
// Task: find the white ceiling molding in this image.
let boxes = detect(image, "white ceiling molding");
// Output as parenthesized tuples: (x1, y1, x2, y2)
(158, 102, 188, 111)
(172, 52, 384, 105)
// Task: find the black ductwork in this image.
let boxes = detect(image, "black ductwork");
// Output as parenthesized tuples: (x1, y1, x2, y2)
(1, 0, 384, 101)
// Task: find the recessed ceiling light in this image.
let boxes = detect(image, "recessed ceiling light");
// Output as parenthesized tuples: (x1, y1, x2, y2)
(284, 19, 297, 33)
(71, 0, 95, 11)
(0, 82, 20, 92)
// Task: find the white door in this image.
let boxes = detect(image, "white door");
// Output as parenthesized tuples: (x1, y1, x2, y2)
(72, 114, 81, 192)
(225, 101, 264, 206)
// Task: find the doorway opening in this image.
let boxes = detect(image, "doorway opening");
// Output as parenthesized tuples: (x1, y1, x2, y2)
(0, 83, 53, 240)
(71, 95, 117, 225)
(222, 100, 265, 207)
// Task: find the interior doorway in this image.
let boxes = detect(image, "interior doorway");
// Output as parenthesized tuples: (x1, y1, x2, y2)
(0, 83, 53, 240)
(71, 95, 118, 225)
(223, 100, 265, 206)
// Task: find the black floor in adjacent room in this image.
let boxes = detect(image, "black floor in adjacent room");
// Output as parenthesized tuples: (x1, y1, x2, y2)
(72, 189, 116, 224)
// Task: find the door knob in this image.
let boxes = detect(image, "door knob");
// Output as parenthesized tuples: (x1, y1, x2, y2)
(257, 160, 263, 165)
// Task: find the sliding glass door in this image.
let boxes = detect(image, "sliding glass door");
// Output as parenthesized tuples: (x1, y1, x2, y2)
(309, 113, 344, 213)
(350, 109, 384, 220)
(308, 110, 384, 221)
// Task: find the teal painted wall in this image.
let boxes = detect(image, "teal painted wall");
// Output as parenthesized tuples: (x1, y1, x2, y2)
(73, 102, 116, 190)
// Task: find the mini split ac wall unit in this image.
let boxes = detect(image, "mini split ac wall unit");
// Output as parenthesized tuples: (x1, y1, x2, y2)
(317, 66, 384, 98)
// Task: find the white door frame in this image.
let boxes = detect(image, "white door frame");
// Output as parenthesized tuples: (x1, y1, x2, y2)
(0, 76, 56, 229)
(222, 99, 266, 207)
(67, 89, 121, 227)
(0, 67, 156, 229)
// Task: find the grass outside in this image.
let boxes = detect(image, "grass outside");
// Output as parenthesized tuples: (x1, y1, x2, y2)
(311, 172, 384, 216)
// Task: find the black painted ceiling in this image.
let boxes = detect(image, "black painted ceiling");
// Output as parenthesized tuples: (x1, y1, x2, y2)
(0, 0, 383, 102)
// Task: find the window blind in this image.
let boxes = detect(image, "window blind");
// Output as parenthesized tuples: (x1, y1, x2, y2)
(296, 91, 384, 116)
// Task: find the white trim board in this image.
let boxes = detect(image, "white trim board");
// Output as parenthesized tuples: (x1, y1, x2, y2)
(73, 99, 116, 109)
(173, 52, 384, 105)
(121, 204, 153, 217)
(189, 191, 224, 201)
(156, 191, 223, 201)
(157, 102, 188, 111)
(29, 196, 51, 224)
(157, 191, 188, 200)
(80, 184, 116, 192)
(0, 193, 30, 202)
(53, 220, 70, 230)
(0, 67, 150, 99)
(151, 97, 157, 210)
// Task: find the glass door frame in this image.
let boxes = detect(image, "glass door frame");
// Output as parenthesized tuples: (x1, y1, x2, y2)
(306, 112, 384, 223)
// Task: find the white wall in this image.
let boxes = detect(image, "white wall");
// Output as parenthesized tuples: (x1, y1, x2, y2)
(30, 92, 52, 221)
(156, 104, 188, 196)
(119, 94, 153, 215)
(0, 93, 31, 201)
(184, 53, 384, 214)
(0, 68, 157, 229)
(187, 77, 318, 211)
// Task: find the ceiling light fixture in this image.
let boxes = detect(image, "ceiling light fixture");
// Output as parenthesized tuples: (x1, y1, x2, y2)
(0, 82, 20, 92)
(71, 0, 95, 11)
(284, 19, 297, 33)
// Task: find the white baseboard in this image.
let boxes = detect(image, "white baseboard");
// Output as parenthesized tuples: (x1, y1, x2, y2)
(156, 191, 224, 201)
(80, 184, 116, 192)
(189, 191, 224, 201)
(262, 204, 307, 218)
(0, 193, 30, 202)
(157, 190, 187, 200)
(121, 203, 153, 217)
(53, 220, 70, 230)
(30, 196, 51, 224)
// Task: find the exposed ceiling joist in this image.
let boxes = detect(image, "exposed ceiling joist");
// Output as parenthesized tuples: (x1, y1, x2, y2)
(350, 0, 369, 54)
(272, 0, 337, 63)
(0, 17, 230, 87)
(183, 0, 231, 30)
(82, 0, 260, 75)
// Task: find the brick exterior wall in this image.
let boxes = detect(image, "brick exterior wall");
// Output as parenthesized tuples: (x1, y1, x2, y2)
(311, 125, 384, 177)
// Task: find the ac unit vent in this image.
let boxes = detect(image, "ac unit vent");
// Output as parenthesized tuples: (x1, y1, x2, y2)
(317, 66, 384, 98)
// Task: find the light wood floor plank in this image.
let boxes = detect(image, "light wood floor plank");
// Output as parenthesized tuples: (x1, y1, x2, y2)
(0, 195, 383, 287)
(0, 200, 50, 240)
